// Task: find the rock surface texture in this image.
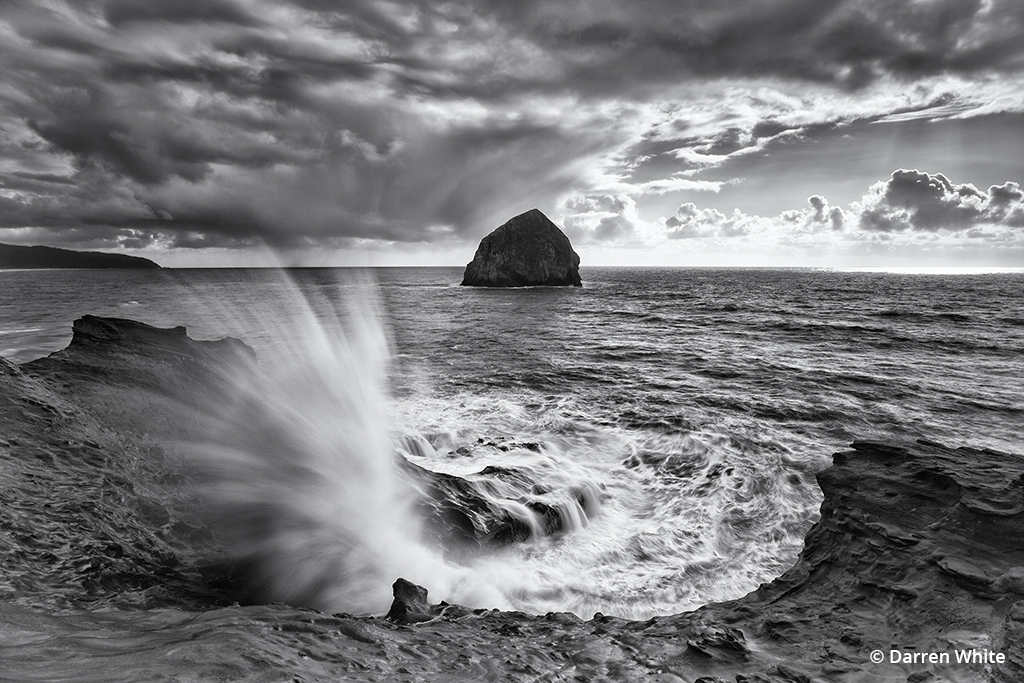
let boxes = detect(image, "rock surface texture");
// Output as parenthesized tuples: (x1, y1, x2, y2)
(461, 209, 582, 287)
(2, 317, 1022, 681)
(1, 317, 256, 611)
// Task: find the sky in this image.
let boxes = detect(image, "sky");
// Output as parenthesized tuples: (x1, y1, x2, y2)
(1, 0, 1023, 268)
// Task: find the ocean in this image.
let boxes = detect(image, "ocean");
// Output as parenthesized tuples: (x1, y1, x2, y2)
(1, 266, 1022, 678)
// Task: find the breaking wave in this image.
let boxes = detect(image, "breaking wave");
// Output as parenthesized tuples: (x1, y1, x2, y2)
(176, 270, 820, 619)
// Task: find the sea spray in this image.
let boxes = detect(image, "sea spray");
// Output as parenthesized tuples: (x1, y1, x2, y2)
(180, 272, 476, 614)
(169, 267, 821, 619)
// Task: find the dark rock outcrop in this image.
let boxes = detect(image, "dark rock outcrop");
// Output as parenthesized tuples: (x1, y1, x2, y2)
(461, 209, 582, 287)
(67, 315, 254, 362)
(0, 242, 161, 269)
(27, 315, 255, 404)
(386, 578, 437, 624)
(400, 449, 599, 551)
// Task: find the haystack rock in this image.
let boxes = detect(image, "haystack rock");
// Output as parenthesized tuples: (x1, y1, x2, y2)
(461, 209, 582, 287)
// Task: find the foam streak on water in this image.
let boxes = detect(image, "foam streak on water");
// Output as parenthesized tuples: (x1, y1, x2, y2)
(389, 396, 819, 618)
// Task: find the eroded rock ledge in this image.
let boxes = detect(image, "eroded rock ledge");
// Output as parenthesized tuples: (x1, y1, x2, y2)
(2, 317, 1022, 681)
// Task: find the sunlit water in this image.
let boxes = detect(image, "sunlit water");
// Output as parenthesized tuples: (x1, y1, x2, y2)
(2, 267, 1022, 631)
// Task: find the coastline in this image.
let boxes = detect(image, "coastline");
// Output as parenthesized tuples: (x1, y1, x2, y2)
(1, 316, 1022, 682)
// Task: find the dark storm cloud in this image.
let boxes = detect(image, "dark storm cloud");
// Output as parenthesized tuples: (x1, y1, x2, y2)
(1, 0, 1023, 254)
(988, 181, 1024, 212)
(1, 0, 635, 250)
(103, 0, 264, 27)
(475, 0, 1024, 94)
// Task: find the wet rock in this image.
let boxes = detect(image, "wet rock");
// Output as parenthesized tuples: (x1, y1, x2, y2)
(386, 578, 436, 624)
(400, 458, 537, 545)
(461, 209, 582, 287)
(398, 454, 597, 550)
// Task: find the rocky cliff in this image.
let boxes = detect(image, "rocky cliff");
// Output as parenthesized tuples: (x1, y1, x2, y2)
(461, 209, 582, 287)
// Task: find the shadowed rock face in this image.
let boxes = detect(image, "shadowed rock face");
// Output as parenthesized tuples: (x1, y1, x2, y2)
(399, 445, 598, 551)
(461, 209, 582, 287)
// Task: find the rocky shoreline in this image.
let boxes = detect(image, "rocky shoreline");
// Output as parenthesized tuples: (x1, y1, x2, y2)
(2, 317, 1022, 682)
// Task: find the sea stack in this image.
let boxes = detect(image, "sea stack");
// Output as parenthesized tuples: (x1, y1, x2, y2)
(461, 209, 582, 287)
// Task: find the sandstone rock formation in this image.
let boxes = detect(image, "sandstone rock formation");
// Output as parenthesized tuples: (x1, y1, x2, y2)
(1, 317, 256, 611)
(461, 209, 582, 287)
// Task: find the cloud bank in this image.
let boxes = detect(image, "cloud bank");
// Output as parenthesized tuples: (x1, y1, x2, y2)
(560, 170, 1024, 264)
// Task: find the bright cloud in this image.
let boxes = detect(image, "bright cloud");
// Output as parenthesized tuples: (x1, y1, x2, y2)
(857, 170, 1024, 233)
(558, 169, 1024, 265)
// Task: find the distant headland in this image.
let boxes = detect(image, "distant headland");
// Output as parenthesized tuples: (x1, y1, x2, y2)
(0, 242, 161, 269)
